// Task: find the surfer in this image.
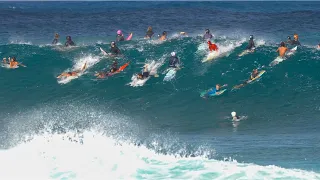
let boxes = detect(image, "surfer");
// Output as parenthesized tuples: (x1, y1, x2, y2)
(179, 32, 188, 37)
(169, 52, 180, 68)
(292, 34, 301, 46)
(246, 35, 255, 51)
(116, 30, 125, 42)
(137, 64, 149, 80)
(159, 31, 167, 41)
(205, 84, 227, 97)
(207, 41, 218, 52)
(317, 43, 320, 49)
(3, 57, 7, 64)
(231, 112, 240, 121)
(203, 29, 213, 40)
(233, 69, 261, 89)
(110, 41, 121, 55)
(251, 69, 259, 80)
(9, 57, 19, 68)
(65, 36, 75, 47)
(277, 42, 288, 58)
(145, 26, 154, 39)
(286, 36, 293, 45)
(52, 33, 60, 45)
(56, 62, 87, 78)
(110, 60, 118, 73)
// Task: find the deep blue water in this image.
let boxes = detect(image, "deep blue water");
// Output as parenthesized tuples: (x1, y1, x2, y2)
(1, 2, 320, 179)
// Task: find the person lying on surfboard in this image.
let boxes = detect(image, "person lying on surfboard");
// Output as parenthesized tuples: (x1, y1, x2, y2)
(246, 35, 255, 51)
(52, 33, 60, 45)
(116, 30, 125, 42)
(145, 26, 154, 39)
(65, 36, 75, 47)
(137, 64, 150, 80)
(207, 41, 218, 52)
(169, 52, 180, 68)
(251, 69, 259, 80)
(159, 31, 167, 41)
(204, 84, 227, 98)
(233, 69, 260, 89)
(4, 57, 26, 68)
(110, 42, 121, 56)
(56, 62, 87, 78)
(277, 42, 288, 58)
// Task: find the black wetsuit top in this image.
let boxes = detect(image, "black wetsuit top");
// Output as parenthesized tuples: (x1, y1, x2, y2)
(246, 39, 255, 50)
(291, 40, 301, 46)
(65, 40, 75, 47)
(169, 56, 180, 68)
(116, 35, 125, 42)
(52, 38, 58, 45)
(145, 30, 154, 39)
(110, 46, 121, 55)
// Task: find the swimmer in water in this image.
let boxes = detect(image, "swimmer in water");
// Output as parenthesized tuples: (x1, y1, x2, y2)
(231, 112, 240, 121)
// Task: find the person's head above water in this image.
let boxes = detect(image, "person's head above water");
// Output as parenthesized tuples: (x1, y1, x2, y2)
(55, 33, 60, 39)
(294, 33, 299, 40)
(207, 41, 212, 45)
(249, 35, 254, 40)
(162, 31, 167, 36)
(147, 26, 152, 31)
(66, 36, 71, 41)
(253, 69, 258, 73)
(205, 29, 210, 34)
(280, 41, 286, 47)
(216, 84, 220, 89)
(171, 52, 176, 57)
(231, 111, 236, 117)
(117, 30, 122, 35)
(111, 41, 116, 47)
(287, 36, 291, 40)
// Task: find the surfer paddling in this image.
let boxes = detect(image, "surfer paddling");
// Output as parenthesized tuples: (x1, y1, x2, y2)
(57, 62, 87, 78)
(3, 57, 26, 68)
(277, 42, 288, 58)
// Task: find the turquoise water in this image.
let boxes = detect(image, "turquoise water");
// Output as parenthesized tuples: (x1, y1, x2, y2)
(1, 2, 320, 179)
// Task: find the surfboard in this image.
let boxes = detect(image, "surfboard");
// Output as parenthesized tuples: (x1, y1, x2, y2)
(238, 48, 255, 57)
(95, 62, 130, 79)
(247, 70, 266, 83)
(232, 70, 266, 90)
(163, 68, 177, 81)
(200, 89, 227, 98)
(126, 33, 133, 41)
(100, 47, 108, 56)
(1, 63, 18, 69)
(129, 60, 162, 87)
(270, 46, 297, 66)
(202, 51, 219, 63)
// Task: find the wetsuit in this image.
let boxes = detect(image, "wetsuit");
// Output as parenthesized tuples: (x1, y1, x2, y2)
(116, 35, 125, 42)
(110, 46, 121, 55)
(52, 38, 58, 45)
(291, 40, 301, 46)
(142, 71, 149, 78)
(169, 56, 180, 68)
(246, 39, 255, 50)
(110, 61, 118, 72)
(146, 30, 154, 39)
(65, 40, 75, 47)
(203, 33, 213, 40)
